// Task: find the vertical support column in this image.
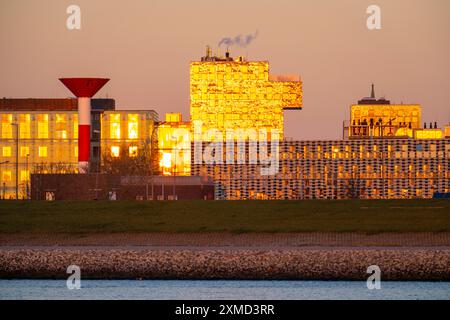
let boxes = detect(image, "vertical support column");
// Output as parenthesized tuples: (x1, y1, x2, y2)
(78, 97, 91, 173)
(59, 77, 109, 174)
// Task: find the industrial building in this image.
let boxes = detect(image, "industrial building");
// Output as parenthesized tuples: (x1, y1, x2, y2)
(1, 48, 449, 200)
(0, 97, 158, 199)
(157, 113, 191, 176)
(188, 75, 450, 199)
(192, 138, 450, 200)
(190, 47, 302, 141)
(31, 174, 214, 201)
(0, 98, 113, 199)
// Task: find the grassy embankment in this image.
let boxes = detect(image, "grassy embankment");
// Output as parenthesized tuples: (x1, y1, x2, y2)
(0, 199, 449, 234)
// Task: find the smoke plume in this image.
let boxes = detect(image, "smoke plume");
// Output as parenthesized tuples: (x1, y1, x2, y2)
(218, 30, 259, 48)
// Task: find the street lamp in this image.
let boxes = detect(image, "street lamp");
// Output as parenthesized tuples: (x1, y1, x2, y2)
(10, 123, 19, 200)
(0, 160, 10, 200)
(93, 129, 101, 200)
(171, 135, 177, 200)
(26, 154, 30, 200)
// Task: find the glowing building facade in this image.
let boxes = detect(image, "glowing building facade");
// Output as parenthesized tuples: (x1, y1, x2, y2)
(349, 104, 422, 138)
(192, 138, 450, 200)
(0, 99, 112, 199)
(100, 110, 158, 160)
(190, 49, 302, 141)
(157, 113, 191, 176)
(345, 85, 444, 140)
(0, 110, 79, 199)
(156, 50, 303, 176)
(191, 84, 449, 200)
(2, 52, 449, 201)
(0, 98, 157, 199)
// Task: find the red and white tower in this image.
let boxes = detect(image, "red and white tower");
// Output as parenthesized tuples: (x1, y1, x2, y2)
(59, 78, 110, 173)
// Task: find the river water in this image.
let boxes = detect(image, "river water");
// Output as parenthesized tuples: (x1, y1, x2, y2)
(0, 280, 449, 300)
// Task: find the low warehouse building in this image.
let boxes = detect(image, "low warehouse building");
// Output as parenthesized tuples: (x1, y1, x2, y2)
(31, 174, 214, 200)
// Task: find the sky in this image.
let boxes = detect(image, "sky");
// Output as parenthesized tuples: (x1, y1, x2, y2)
(0, 0, 449, 140)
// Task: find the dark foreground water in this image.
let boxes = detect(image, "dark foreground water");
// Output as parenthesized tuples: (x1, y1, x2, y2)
(0, 280, 449, 300)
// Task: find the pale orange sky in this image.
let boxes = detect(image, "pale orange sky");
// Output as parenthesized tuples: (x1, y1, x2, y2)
(1, 0, 449, 139)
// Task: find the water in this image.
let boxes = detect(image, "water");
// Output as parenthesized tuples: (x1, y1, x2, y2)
(0, 280, 449, 300)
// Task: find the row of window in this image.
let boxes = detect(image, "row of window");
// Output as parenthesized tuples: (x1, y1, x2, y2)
(191, 73, 266, 81)
(108, 114, 139, 139)
(351, 106, 420, 118)
(192, 93, 296, 101)
(280, 151, 447, 160)
(2, 170, 29, 182)
(110, 146, 138, 157)
(1, 146, 78, 158)
(2, 144, 153, 158)
(224, 188, 445, 200)
(1, 114, 77, 139)
(191, 112, 282, 121)
(1, 113, 150, 140)
(284, 144, 443, 152)
(191, 63, 267, 74)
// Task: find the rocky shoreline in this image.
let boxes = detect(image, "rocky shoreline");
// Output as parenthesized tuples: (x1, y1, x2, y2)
(1, 248, 449, 280)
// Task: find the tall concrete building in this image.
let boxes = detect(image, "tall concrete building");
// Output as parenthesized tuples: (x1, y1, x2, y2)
(157, 48, 303, 176)
(190, 47, 302, 141)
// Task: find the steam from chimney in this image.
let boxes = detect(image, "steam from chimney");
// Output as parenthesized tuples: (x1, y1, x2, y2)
(218, 30, 259, 48)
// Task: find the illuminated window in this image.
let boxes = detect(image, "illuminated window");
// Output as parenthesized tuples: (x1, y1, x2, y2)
(55, 114, 68, 139)
(37, 114, 49, 139)
(111, 146, 120, 157)
(2, 170, 11, 182)
(20, 170, 29, 182)
(110, 114, 121, 139)
(159, 152, 172, 171)
(129, 146, 138, 157)
(415, 130, 443, 140)
(165, 113, 182, 122)
(20, 146, 29, 157)
(128, 114, 139, 139)
(401, 189, 408, 198)
(1, 114, 13, 138)
(38, 146, 47, 157)
(19, 114, 31, 139)
(74, 146, 78, 157)
(73, 114, 78, 138)
(2, 146, 11, 157)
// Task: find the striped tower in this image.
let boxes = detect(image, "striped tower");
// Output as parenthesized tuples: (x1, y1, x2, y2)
(59, 78, 110, 173)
